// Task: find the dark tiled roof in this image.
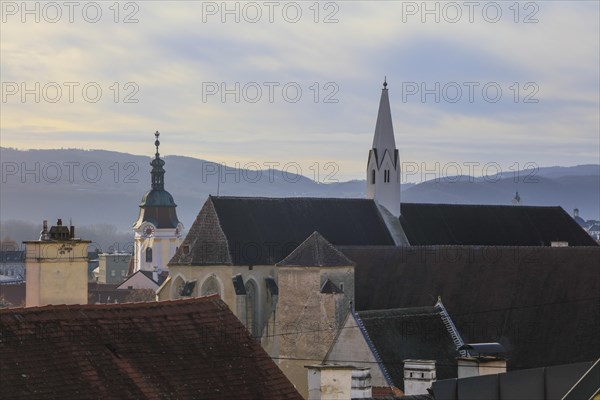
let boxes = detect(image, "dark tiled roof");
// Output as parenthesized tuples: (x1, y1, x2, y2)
(171, 196, 394, 266)
(356, 307, 458, 390)
(277, 231, 356, 267)
(0, 297, 302, 400)
(342, 245, 600, 372)
(0, 283, 25, 307)
(399, 203, 598, 246)
(87, 283, 135, 304)
(139, 270, 169, 285)
(132, 204, 180, 229)
(372, 385, 404, 399)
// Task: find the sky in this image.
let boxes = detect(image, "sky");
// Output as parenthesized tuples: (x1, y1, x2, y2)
(1, 1, 599, 181)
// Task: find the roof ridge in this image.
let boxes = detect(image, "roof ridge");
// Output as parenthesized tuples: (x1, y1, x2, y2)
(0, 295, 221, 314)
(211, 195, 372, 202)
(357, 305, 438, 316)
(401, 202, 564, 210)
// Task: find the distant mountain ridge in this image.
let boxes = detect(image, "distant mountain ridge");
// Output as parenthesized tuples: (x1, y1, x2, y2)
(1, 148, 598, 237)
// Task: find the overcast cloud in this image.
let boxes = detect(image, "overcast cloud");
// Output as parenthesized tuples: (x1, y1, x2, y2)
(1, 1, 598, 180)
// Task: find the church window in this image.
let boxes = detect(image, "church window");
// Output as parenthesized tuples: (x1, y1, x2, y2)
(145, 247, 153, 262)
(245, 280, 259, 338)
(180, 280, 197, 297)
(201, 276, 220, 297)
(172, 275, 185, 298)
(384, 170, 390, 182)
(371, 170, 376, 184)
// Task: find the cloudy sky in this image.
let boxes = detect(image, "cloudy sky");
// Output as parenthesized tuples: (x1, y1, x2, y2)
(1, 1, 598, 181)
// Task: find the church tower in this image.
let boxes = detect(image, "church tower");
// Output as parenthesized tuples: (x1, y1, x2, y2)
(366, 79, 401, 216)
(132, 131, 183, 272)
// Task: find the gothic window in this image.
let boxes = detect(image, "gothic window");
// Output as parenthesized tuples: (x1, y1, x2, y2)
(371, 169, 376, 184)
(180, 280, 197, 297)
(201, 276, 220, 297)
(145, 247, 153, 263)
(245, 280, 259, 338)
(172, 275, 186, 299)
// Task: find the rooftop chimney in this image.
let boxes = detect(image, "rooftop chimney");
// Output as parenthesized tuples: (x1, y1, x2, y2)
(153, 265, 159, 283)
(574, 208, 580, 217)
(403, 360, 436, 395)
(39, 220, 49, 241)
(305, 364, 371, 400)
(351, 368, 372, 399)
(457, 357, 507, 378)
(70, 225, 75, 239)
(457, 343, 507, 379)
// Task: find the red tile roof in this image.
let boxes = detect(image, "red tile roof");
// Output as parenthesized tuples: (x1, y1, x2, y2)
(372, 385, 404, 399)
(0, 296, 302, 399)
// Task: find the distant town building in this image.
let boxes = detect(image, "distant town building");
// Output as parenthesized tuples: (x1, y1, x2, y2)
(23, 219, 90, 307)
(87, 282, 155, 304)
(570, 208, 600, 241)
(573, 208, 585, 226)
(587, 222, 600, 241)
(93, 252, 131, 284)
(0, 250, 25, 283)
(132, 131, 184, 273)
(117, 269, 168, 291)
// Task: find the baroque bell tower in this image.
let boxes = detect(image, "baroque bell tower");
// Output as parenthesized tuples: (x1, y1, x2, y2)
(366, 78, 401, 216)
(132, 131, 183, 272)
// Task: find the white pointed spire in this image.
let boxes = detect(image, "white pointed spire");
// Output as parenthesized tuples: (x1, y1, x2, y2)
(372, 77, 396, 151)
(366, 78, 401, 217)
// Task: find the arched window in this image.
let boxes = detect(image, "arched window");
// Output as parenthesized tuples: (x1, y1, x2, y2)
(171, 275, 185, 299)
(245, 280, 258, 338)
(145, 247, 153, 263)
(371, 169, 376, 184)
(201, 276, 220, 297)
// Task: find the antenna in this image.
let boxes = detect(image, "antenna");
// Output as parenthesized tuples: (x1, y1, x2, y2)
(217, 163, 221, 197)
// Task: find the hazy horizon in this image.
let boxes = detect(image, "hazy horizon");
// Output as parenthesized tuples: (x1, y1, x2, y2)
(2, 2, 599, 181)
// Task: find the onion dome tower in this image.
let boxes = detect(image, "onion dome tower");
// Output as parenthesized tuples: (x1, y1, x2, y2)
(132, 131, 183, 272)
